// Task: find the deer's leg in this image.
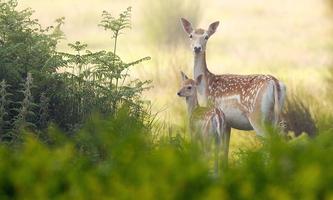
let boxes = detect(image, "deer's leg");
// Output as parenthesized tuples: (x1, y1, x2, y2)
(214, 131, 221, 176)
(221, 126, 231, 170)
(215, 133, 223, 175)
(247, 115, 266, 136)
(248, 82, 278, 136)
(249, 113, 288, 138)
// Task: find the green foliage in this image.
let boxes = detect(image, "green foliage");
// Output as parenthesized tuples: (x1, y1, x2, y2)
(0, 1, 151, 135)
(0, 108, 210, 199)
(0, 0, 62, 77)
(99, 7, 131, 39)
(0, 112, 333, 199)
(12, 73, 37, 135)
(36, 92, 49, 130)
(0, 80, 11, 134)
(0, 0, 63, 133)
(47, 6, 150, 131)
(53, 36, 150, 130)
(223, 133, 333, 200)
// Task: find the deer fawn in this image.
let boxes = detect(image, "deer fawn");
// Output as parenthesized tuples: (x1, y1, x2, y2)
(177, 72, 228, 174)
(180, 18, 287, 148)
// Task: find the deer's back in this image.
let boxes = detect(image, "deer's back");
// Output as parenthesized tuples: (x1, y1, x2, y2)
(207, 74, 280, 107)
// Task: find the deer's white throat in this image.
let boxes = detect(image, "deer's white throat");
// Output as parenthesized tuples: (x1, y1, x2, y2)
(193, 52, 209, 106)
(186, 95, 199, 117)
(193, 52, 208, 79)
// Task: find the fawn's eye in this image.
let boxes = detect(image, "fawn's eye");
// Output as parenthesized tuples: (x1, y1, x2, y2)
(204, 35, 209, 40)
(187, 86, 192, 90)
(189, 34, 193, 39)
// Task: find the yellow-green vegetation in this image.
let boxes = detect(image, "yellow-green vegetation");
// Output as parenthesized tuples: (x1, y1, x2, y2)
(17, 0, 333, 146)
(1, 0, 333, 198)
(0, 111, 333, 199)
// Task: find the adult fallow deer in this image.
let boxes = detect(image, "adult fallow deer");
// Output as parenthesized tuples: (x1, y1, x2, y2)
(180, 18, 286, 147)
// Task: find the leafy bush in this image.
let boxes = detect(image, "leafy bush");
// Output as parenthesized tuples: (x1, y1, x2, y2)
(11, 73, 37, 140)
(221, 132, 333, 200)
(0, 80, 11, 134)
(0, 108, 210, 199)
(0, 1, 151, 136)
(0, 0, 62, 132)
(0, 112, 333, 199)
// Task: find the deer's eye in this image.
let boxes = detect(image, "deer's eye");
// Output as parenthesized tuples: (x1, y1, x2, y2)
(204, 35, 209, 40)
(187, 86, 192, 90)
(189, 34, 193, 39)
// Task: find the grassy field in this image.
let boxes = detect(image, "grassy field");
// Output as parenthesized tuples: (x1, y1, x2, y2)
(17, 0, 333, 153)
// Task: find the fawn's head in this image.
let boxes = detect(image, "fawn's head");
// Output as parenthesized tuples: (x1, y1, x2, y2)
(180, 18, 219, 54)
(177, 71, 203, 97)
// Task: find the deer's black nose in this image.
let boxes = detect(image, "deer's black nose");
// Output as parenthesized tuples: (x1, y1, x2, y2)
(194, 46, 202, 53)
(177, 92, 181, 96)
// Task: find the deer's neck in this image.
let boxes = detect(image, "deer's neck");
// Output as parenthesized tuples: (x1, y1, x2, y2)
(186, 94, 199, 117)
(193, 52, 209, 79)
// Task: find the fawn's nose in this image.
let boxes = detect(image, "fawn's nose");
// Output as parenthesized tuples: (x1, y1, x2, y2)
(194, 46, 202, 53)
(177, 92, 181, 96)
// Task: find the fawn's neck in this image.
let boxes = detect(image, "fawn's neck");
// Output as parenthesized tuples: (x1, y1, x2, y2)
(193, 52, 210, 79)
(186, 94, 199, 117)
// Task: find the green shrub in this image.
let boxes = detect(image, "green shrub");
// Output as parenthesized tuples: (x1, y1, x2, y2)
(0, 1, 151, 135)
(12, 73, 37, 136)
(0, 113, 333, 199)
(0, 108, 210, 199)
(0, 80, 11, 135)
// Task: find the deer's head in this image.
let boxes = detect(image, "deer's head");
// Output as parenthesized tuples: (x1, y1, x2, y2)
(177, 71, 203, 97)
(180, 18, 219, 54)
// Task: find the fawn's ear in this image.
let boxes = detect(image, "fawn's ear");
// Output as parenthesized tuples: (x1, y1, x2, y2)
(180, 71, 189, 81)
(207, 21, 220, 36)
(196, 74, 203, 85)
(180, 18, 193, 35)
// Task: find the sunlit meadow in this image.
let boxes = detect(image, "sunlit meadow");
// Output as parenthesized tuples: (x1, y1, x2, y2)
(18, 0, 333, 153)
(1, 0, 333, 198)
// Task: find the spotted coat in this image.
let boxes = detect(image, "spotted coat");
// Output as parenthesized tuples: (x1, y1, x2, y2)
(205, 73, 281, 113)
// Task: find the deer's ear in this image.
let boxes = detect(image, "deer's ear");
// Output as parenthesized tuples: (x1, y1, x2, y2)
(180, 71, 189, 81)
(196, 74, 203, 85)
(207, 21, 220, 36)
(180, 18, 193, 35)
